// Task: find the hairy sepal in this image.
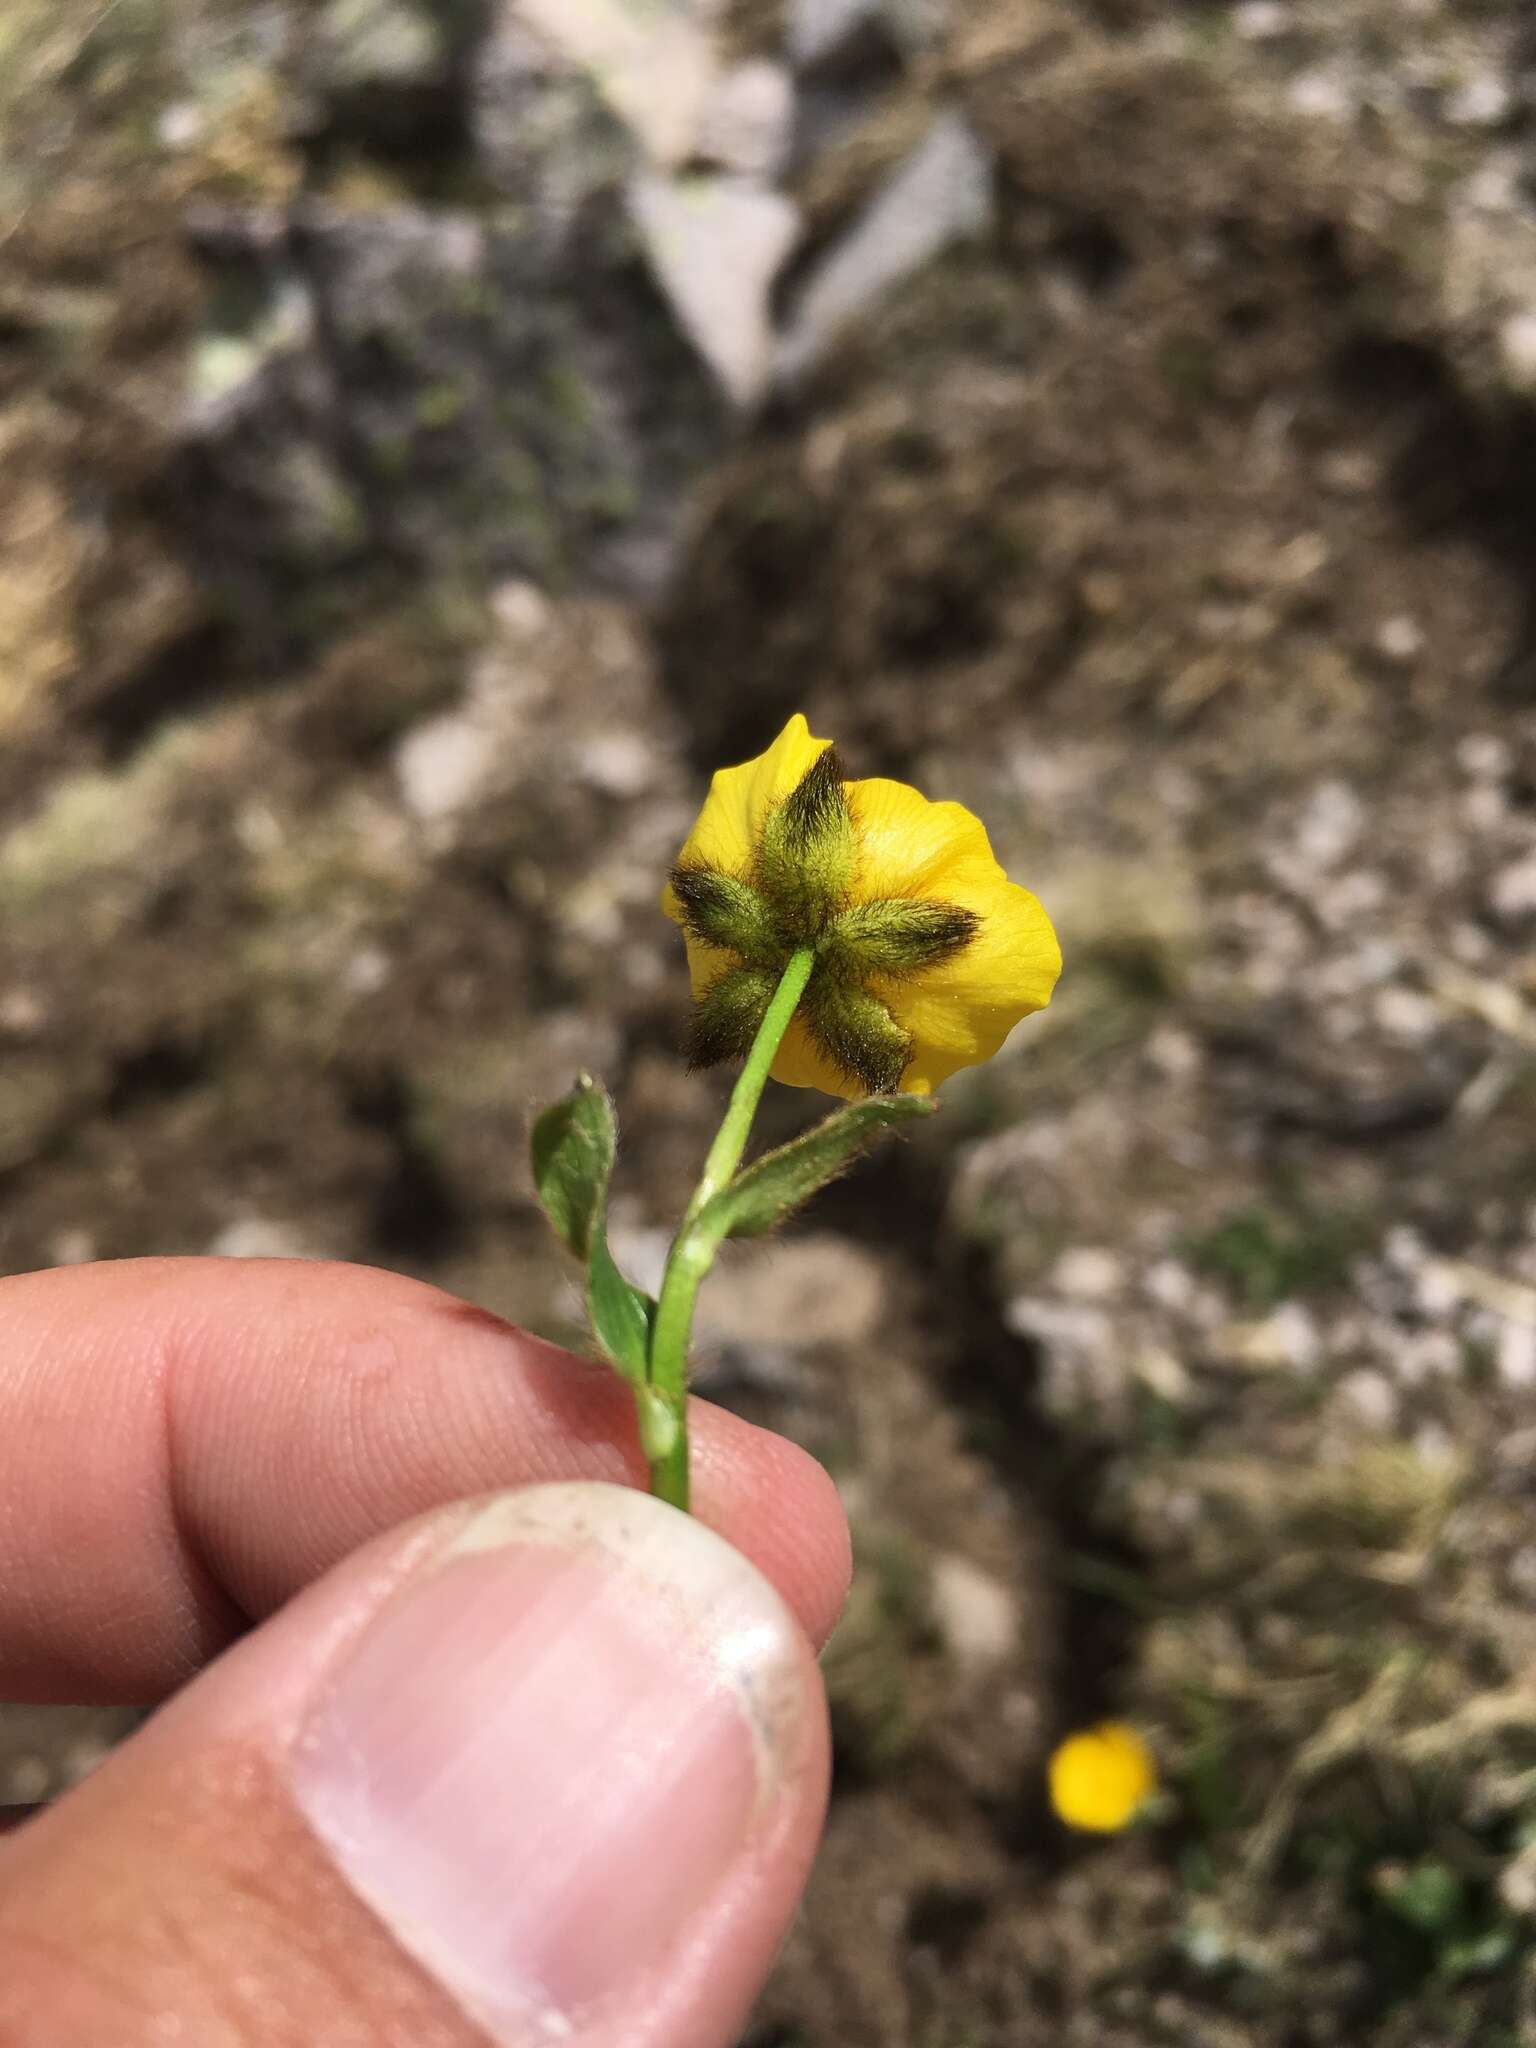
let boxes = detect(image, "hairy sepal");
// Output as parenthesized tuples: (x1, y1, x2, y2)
(803, 975, 914, 1095)
(830, 898, 979, 977)
(669, 863, 779, 962)
(686, 963, 779, 1071)
(754, 748, 855, 933)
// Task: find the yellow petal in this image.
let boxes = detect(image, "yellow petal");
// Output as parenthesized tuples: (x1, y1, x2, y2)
(1048, 1723, 1156, 1834)
(846, 776, 995, 901)
(842, 777, 1060, 1092)
(879, 876, 1060, 1092)
(663, 714, 833, 922)
(769, 1011, 866, 1098)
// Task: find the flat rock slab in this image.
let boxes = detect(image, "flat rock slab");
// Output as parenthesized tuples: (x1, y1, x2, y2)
(777, 108, 993, 382)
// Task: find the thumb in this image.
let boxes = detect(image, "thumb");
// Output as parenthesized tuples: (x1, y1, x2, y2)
(0, 1483, 829, 2047)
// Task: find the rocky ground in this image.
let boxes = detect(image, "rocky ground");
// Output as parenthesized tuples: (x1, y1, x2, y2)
(4, 0, 1536, 2040)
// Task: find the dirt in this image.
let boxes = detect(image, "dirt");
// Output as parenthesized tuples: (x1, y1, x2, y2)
(3, 1, 1536, 2042)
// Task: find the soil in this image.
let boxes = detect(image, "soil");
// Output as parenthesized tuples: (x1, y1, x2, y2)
(4, 1, 1536, 2042)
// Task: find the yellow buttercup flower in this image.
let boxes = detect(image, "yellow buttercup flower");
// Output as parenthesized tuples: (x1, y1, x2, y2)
(1048, 1722, 1157, 1834)
(663, 714, 1060, 1098)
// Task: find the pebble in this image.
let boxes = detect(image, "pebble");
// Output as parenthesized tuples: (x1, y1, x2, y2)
(1373, 615, 1423, 664)
(0, 988, 47, 1036)
(49, 1228, 97, 1267)
(1497, 1318, 1536, 1389)
(490, 579, 550, 637)
(1490, 852, 1536, 923)
(342, 944, 392, 995)
(697, 60, 795, 180)
(394, 708, 495, 823)
(1499, 311, 1536, 395)
(928, 1553, 1017, 1670)
(1294, 780, 1364, 871)
(5, 1756, 50, 1802)
(1219, 1302, 1320, 1371)
(1289, 71, 1355, 122)
(576, 731, 658, 797)
(1051, 1246, 1123, 1300)
(631, 173, 801, 408)
(1373, 986, 1439, 1044)
(777, 112, 994, 383)
(1445, 73, 1511, 130)
(1334, 1368, 1397, 1429)
(1145, 1259, 1196, 1312)
(1233, 0, 1289, 38)
(1461, 783, 1507, 834)
(1457, 733, 1513, 782)
(1395, 1331, 1460, 1386)
(207, 1219, 315, 1260)
(513, 0, 718, 167)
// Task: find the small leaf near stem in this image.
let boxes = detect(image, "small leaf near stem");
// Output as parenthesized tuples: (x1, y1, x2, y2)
(646, 948, 816, 1510)
(694, 1092, 935, 1242)
(530, 1076, 653, 1384)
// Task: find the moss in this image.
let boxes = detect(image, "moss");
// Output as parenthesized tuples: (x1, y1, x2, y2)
(1184, 1199, 1366, 1310)
(416, 379, 469, 430)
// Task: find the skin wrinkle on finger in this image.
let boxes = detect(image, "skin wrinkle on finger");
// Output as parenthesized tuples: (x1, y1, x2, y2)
(0, 1259, 850, 1702)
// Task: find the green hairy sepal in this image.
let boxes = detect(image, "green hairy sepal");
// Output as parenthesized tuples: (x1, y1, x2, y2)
(669, 865, 780, 961)
(828, 899, 980, 977)
(753, 747, 856, 932)
(685, 964, 779, 1071)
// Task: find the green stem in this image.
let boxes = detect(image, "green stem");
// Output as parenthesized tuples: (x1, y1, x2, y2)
(646, 948, 816, 1510)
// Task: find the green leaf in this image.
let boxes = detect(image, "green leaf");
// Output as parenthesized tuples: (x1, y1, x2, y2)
(531, 1075, 653, 1383)
(531, 1073, 614, 1259)
(588, 1231, 653, 1387)
(695, 1093, 936, 1244)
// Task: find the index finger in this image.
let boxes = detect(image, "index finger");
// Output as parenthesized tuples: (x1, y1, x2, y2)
(0, 1258, 850, 1701)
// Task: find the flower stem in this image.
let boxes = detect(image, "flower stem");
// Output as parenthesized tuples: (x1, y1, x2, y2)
(646, 947, 816, 1510)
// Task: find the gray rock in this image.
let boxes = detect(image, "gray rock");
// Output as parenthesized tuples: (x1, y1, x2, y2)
(304, 0, 447, 94)
(630, 172, 800, 407)
(928, 1553, 1018, 1671)
(508, 0, 722, 168)
(697, 59, 796, 179)
(182, 188, 727, 607)
(471, 11, 637, 226)
(207, 1218, 320, 1259)
(1491, 850, 1536, 924)
(1050, 1246, 1123, 1300)
(776, 110, 993, 383)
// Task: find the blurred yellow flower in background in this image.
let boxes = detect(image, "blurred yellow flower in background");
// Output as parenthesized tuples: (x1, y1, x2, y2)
(664, 714, 1060, 1098)
(1048, 1722, 1158, 1834)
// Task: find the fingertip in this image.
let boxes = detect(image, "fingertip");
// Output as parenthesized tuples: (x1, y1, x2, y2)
(691, 1405, 851, 1652)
